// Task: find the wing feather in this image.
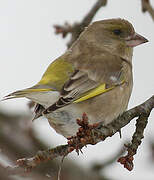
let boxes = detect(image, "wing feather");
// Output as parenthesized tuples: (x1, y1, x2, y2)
(43, 54, 125, 114)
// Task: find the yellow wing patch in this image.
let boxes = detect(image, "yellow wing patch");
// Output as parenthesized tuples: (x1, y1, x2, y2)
(74, 84, 114, 103)
(38, 58, 74, 91)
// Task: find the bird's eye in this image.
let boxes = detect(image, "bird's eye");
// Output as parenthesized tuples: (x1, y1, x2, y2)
(113, 29, 122, 35)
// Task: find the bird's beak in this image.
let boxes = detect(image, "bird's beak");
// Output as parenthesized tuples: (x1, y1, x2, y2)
(126, 33, 148, 47)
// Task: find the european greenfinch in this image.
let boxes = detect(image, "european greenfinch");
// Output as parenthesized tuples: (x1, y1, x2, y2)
(3, 19, 148, 138)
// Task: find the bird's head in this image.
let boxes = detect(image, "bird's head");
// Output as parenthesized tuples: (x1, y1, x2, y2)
(81, 18, 148, 61)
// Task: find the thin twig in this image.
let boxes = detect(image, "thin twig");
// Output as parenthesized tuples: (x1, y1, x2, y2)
(141, 0, 154, 21)
(54, 0, 108, 47)
(118, 112, 149, 170)
(81, 0, 107, 26)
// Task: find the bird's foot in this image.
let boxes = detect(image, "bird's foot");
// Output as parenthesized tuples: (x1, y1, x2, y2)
(67, 113, 100, 154)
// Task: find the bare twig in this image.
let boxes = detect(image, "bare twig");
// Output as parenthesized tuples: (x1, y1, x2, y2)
(81, 0, 107, 26)
(54, 0, 107, 47)
(118, 113, 148, 170)
(141, 0, 154, 21)
(6, 95, 154, 172)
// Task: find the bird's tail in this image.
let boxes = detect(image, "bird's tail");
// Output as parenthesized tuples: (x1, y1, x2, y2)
(2, 87, 53, 101)
(2, 89, 33, 101)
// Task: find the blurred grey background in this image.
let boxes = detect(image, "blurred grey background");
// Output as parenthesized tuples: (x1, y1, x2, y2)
(0, 0, 154, 179)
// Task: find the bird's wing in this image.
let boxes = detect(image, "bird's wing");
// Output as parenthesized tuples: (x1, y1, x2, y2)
(37, 56, 75, 91)
(43, 54, 126, 114)
(2, 56, 74, 100)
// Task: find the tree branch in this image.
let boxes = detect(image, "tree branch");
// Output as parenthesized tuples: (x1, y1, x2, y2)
(54, 0, 107, 47)
(141, 0, 154, 21)
(6, 95, 154, 172)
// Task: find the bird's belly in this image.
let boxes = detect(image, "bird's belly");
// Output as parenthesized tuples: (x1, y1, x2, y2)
(45, 84, 132, 137)
(45, 105, 82, 137)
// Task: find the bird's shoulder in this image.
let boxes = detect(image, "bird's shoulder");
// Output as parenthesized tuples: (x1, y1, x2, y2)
(37, 54, 74, 91)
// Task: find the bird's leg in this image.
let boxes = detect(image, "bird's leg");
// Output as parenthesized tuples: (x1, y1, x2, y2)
(118, 129, 122, 138)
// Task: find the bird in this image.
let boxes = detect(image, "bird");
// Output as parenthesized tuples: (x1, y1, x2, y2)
(3, 18, 148, 138)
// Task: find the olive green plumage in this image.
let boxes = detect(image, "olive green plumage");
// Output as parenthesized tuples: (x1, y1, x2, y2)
(4, 19, 148, 137)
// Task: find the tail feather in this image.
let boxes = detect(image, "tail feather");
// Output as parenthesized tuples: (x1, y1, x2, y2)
(2, 89, 31, 101)
(1, 87, 54, 101)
